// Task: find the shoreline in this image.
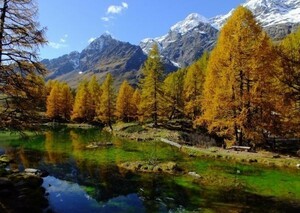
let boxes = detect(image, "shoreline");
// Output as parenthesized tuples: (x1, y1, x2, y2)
(107, 122, 300, 170)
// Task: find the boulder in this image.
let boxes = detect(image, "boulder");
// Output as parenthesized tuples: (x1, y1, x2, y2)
(119, 161, 180, 174)
(24, 168, 49, 177)
(0, 155, 12, 164)
(188, 172, 201, 178)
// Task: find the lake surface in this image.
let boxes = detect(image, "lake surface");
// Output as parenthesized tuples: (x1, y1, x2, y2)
(0, 128, 299, 212)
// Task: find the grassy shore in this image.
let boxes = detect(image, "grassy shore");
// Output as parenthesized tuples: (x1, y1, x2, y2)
(107, 122, 300, 170)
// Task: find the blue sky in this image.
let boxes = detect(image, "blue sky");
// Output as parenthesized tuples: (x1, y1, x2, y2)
(38, 0, 245, 59)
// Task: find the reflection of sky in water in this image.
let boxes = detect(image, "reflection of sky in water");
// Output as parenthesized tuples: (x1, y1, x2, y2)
(43, 176, 145, 213)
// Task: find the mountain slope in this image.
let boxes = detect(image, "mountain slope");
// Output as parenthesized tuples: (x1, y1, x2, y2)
(210, 0, 300, 39)
(78, 34, 146, 74)
(44, 35, 148, 87)
(42, 51, 80, 79)
(43, 0, 300, 87)
(140, 13, 218, 67)
(43, 34, 177, 87)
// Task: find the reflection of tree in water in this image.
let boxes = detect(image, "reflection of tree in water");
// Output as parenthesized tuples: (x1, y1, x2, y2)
(2, 129, 298, 212)
(5, 136, 45, 170)
(44, 131, 68, 164)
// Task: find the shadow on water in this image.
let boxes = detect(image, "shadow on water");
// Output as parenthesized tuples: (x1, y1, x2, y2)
(0, 128, 299, 212)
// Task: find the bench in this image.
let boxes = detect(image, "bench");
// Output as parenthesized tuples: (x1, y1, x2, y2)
(230, 146, 251, 152)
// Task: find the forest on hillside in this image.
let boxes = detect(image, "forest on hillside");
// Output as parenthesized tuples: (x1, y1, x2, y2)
(0, 5, 299, 147)
(44, 7, 300, 146)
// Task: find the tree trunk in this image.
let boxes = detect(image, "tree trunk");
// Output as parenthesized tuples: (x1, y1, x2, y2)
(0, 0, 8, 64)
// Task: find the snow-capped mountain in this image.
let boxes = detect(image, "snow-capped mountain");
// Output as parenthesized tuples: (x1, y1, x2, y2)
(210, 0, 300, 34)
(44, 0, 300, 87)
(170, 13, 209, 35)
(140, 13, 218, 67)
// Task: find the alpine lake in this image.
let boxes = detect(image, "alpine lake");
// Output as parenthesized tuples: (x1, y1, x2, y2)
(0, 127, 299, 213)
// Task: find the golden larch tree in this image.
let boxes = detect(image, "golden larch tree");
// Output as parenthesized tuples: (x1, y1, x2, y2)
(276, 28, 300, 136)
(97, 73, 115, 129)
(198, 6, 280, 145)
(163, 68, 185, 120)
(59, 83, 73, 121)
(71, 80, 91, 122)
(87, 76, 101, 121)
(139, 44, 164, 125)
(183, 52, 208, 120)
(131, 89, 141, 121)
(116, 80, 134, 121)
(46, 82, 61, 120)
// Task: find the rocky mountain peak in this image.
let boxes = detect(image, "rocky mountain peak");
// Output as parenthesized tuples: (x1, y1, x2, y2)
(84, 34, 115, 52)
(210, 0, 300, 29)
(170, 13, 209, 35)
(140, 13, 217, 67)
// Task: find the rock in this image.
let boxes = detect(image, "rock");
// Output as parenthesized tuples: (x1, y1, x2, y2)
(297, 164, 300, 169)
(119, 161, 180, 174)
(24, 168, 49, 177)
(0, 154, 12, 164)
(12, 174, 43, 189)
(24, 168, 38, 174)
(159, 162, 178, 171)
(86, 142, 113, 149)
(0, 177, 14, 190)
(188, 172, 201, 178)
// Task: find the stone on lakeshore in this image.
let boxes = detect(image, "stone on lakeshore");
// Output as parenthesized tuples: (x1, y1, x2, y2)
(188, 172, 201, 178)
(24, 168, 49, 177)
(0, 154, 12, 164)
(24, 168, 38, 174)
(119, 161, 180, 174)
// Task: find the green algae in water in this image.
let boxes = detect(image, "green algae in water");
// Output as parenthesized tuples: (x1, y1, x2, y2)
(0, 128, 299, 212)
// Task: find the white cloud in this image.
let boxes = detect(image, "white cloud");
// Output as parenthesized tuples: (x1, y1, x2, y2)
(122, 2, 128, 9)
(88, 37, 96, 43)
(48, 42, 67, 49)
(107, 2, 128, 14)
(49, 34, 69, 49)
(101, 16, 110, 22)
(107, 5, 122, 14)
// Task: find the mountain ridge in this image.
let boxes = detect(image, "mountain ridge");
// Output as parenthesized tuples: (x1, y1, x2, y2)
(42, 0, 300, 87)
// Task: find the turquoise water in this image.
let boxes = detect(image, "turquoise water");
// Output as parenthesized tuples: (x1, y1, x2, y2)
(0, 128, 299, 212)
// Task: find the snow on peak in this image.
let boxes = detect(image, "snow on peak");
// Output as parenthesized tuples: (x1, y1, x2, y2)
(243, 0, 300, 27)
(171, 13, 209, 35)
(210, 0, 300, 29)
(140, 13, 212, 55)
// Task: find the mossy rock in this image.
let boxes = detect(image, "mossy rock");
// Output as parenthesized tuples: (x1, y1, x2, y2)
(0, 154, 13, 165)
(119, 161, 180, 174)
